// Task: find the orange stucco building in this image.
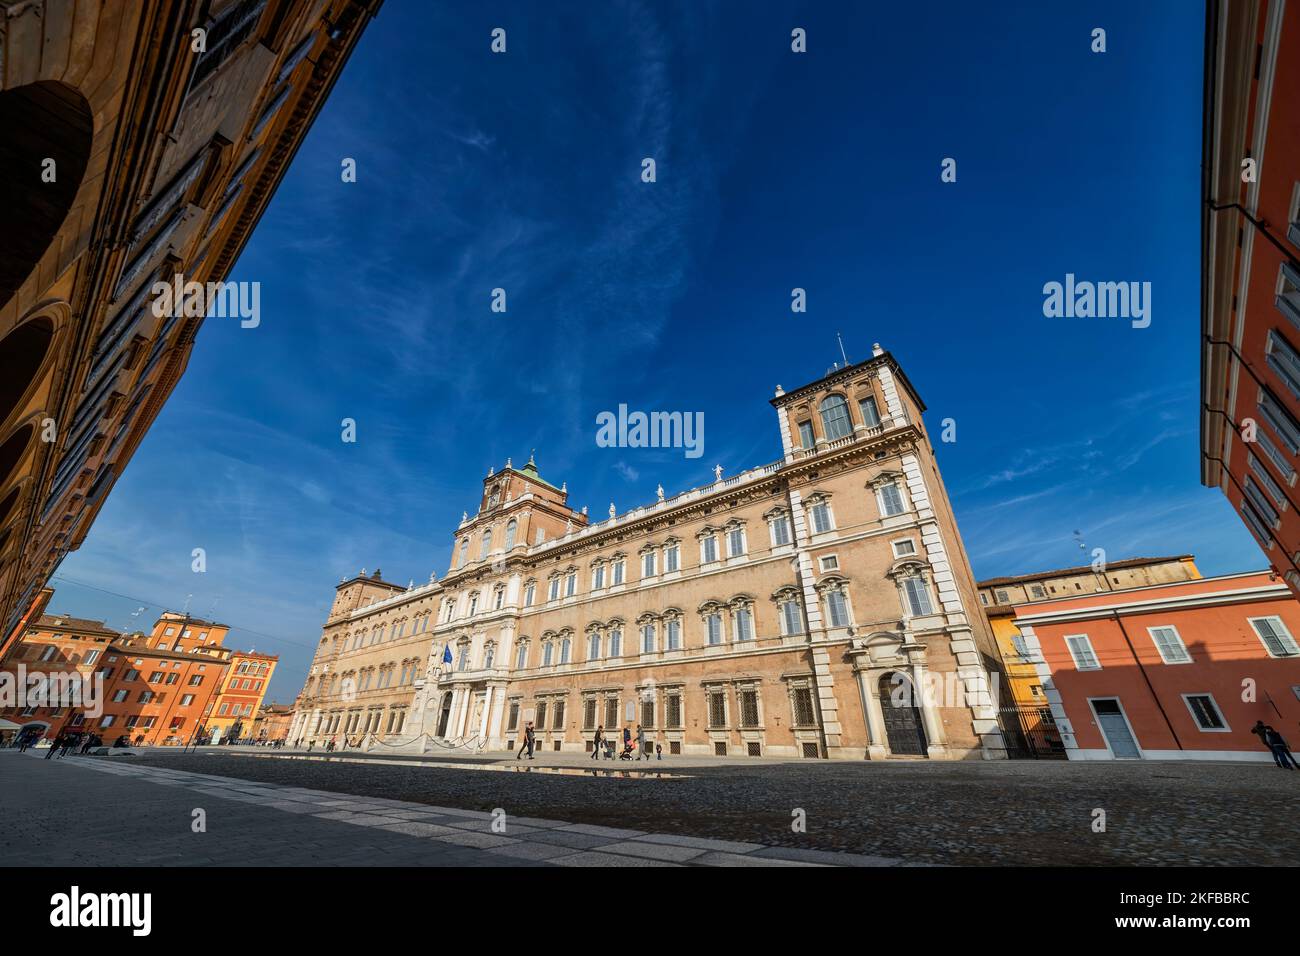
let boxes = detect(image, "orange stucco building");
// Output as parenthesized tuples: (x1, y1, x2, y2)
(205, 651, 278, 742)
(1201, 0, 1300, 593)
(1012, 571, 1300, 760)
(1, 605, 274, 746)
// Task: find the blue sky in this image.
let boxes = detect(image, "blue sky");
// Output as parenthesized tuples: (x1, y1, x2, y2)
(52, 0, 1263, 702)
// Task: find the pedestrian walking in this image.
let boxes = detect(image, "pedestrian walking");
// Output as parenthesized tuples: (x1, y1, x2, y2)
(591, 725, 604, 759)
(636, 723, 648, 761)
(517, 721, 535, 760)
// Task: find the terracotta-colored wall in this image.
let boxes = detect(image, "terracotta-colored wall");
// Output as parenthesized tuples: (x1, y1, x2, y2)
(1024, 574, 1300, 757)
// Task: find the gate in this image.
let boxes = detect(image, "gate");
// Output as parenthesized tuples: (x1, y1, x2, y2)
(997, 705, 1065, 759)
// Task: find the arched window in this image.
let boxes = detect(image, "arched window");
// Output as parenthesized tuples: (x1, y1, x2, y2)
(505, 519, 517, 549)
(820, 394, 853, 440)
(481, 528, 493, 557)
(457, 538, 468, 566)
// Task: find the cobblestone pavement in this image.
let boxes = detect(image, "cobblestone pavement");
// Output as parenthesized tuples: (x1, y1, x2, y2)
(113, 746, 1300, 866)
(0, 751, 899, 867)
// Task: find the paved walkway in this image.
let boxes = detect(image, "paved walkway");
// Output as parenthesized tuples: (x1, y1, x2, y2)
(0, 751, 901, 867)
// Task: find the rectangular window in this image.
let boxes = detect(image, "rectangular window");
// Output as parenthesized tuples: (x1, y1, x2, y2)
(666, 619, 681, 650)
(1278, 260, 1300, 332)
(707, 691, 727, 727)
(665, 544, 679, 572)
(781, 601, 803, 636)
(641, 699, 654, 729)
(508, 701, 520, 731)
(1065, 634, 1101, 670)
(1248, 454, 1288, 507)
(1259, 387, 1300, 454)
(1249, 616, 1300, 657)
(798, 420, 815, 449)
(734, 608, 753, 641)
(1148, 626, 1191, 664)
(859, 396, 881, 427)
(810, 502, 832, 534)
(892, 539, 916, 558)
(604, 697, 619, 729)
(728, 528, 745, 557)
(702, 536, 718, 563)
(1266, 329, 1300, 403)
(583, 698, 597, 729)
(792, 687, 816, 726)
(739, 689, 759, 727)
(827, 590, 851, 627)
(641, 624, 655, 654)
(879, 482, 905, 516)
(666, 693, 682, 728)
(770, 515, 791, 546)
(1244, 476, 1281, 528)
(548, 578, 560, 601)
(1183, 694, 1228, 731)
(608, 629, 622, 657)
(535, 701, 547, 729)
(706, 613, 723, 645)
(593, 566, 605, 589)
(613, 559, 625, 585)
(1241, 498, 1274, 546)
(524, 582, 535, 607)
(565, 573, 576, 597)
(819, 555, 839, 572)
(553, 700, 565, 730)
(902, 577, 933, 617)
(643, 552, 656, 577)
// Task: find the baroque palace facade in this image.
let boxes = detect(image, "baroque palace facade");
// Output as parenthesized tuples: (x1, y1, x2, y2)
(0, 0, 379, 658)
(290, 347, 1007, 759)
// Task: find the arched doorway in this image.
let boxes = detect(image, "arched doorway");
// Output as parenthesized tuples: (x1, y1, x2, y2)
(435, 692, 453, 737)
(0, 82, 93, 310)
(878, 672, 928, 756)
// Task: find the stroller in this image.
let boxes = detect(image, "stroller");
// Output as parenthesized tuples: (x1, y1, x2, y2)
(618, 738, 636, 760)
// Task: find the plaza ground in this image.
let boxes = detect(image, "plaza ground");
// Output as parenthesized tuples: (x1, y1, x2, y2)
(5, 747, 1296, 866)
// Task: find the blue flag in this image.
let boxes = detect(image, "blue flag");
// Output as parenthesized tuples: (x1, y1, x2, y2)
(442, 644, 453, 664)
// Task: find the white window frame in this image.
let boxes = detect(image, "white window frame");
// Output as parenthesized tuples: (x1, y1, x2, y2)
(1065, 633, 1101, 671)
(700, 535, 719, 564)
(891, 538, 917, 559)
(876, 480, 906, 518)
(769, 514, 791, 547)
(1147, 625, 1192, 665)
(818, 554, 839, 572)
(664, 542, 680, 573)
(1248, 615, 1300, 657)
(726, 526, 747, 558)
(1181, 693, 1231, 733)
(809, 500, 834, 535)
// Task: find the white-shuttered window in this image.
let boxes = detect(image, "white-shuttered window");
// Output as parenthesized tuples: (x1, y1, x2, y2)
(901, 576, 933, 617)
(1249, 616, 1300, 657)
(1148, 626, 1191, 664)
(706, 613, 723, 645)
(1065, 634, 1101, 670)
(878, 481, 905, 517)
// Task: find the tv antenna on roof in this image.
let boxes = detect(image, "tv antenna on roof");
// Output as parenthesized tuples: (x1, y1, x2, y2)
(837, 332, 849, 367)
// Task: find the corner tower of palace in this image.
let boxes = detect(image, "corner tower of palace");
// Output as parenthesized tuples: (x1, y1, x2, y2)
(290, 345, 1007, 760)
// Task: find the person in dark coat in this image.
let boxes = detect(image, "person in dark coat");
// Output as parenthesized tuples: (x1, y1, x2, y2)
(591, 725, 604, 760)
(44, 733, 62, 759)
(636, 723, 648, 760)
